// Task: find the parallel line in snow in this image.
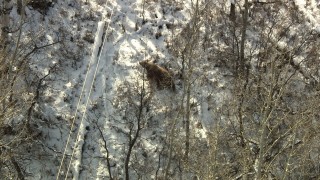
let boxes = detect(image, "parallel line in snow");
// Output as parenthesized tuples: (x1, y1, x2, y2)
(63, 7, 115, 180)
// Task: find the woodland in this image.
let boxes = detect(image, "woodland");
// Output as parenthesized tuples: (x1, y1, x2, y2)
(0, 0, 320, 179)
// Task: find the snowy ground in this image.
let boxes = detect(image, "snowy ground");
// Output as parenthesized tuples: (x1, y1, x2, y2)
(3, 0, 320, 179)
(18, 0, 194, 179)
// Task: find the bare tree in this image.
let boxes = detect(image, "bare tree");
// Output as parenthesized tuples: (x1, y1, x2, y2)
(114, 74, 151, 180)
(0, 1, 59, 177)
(165, 0, 320, 179)
(171, 0, 204, 162)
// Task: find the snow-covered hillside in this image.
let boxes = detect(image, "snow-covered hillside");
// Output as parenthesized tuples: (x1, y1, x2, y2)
(1, 0, 320, 179)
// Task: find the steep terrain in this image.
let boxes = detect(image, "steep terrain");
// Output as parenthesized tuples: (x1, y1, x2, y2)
(1, 0, 320, 179)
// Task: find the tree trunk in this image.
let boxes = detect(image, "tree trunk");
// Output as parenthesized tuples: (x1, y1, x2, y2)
(184, 69, 191, 160)
(239, 0, 249, 74)
(230, 0, 236, 21)
(0, 0, 10, 47)
(255, 94, 273, 179)
(124, 72, 145, 180)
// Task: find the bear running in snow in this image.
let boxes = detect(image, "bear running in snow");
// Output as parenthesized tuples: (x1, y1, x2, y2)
(139, 60, 175, 91)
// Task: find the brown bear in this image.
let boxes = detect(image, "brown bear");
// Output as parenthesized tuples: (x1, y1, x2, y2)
(139, 60, 175, 91)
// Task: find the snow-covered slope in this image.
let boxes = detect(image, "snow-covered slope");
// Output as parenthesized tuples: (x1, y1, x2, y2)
(2, 0, 320, 179)
(16, 0, 193, 179)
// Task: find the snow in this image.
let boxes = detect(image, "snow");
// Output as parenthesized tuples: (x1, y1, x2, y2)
(66, 20, 107, 179)
(49, 1, 190, 178)
(3, 0, 320, 179)
(294, 0, 320, 32)
(2, 0, 212, 179)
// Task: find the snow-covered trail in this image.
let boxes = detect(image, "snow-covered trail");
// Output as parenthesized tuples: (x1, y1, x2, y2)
(67, 3, 133, 178)
(64, 21, 107, 179)
(67, 14, 122, 177)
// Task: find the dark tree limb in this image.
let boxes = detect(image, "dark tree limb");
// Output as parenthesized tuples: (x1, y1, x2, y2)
(93, 118, 113, 180)
(10, 157, 25, 180)
(124, 71, 147, 180)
